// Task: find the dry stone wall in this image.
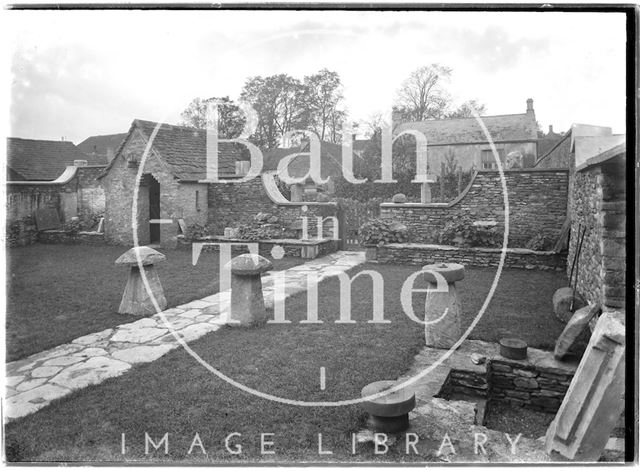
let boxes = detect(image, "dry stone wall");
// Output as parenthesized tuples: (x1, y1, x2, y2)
(380, 169, 568, 247)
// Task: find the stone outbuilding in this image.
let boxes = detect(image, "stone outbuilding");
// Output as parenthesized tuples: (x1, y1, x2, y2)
(99, 119, 245, 248)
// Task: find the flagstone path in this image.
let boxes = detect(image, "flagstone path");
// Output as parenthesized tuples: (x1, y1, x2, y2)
(5, 250, 365, 422)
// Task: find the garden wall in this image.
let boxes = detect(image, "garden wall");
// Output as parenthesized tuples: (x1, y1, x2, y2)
(371, 244, 566, 270)
(7, 166, 105, 224)
(37, 230, 106, 245)
(568, 156, 625, 310)
(379, 169, 569, 247)
(207, 175, 340, 240)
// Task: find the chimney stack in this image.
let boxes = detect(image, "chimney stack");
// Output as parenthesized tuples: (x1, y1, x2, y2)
(526, 98, 534, 114)
(548, 124, 554, 134)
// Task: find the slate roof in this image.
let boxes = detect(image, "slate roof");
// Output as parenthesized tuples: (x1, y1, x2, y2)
(394, 113, 538, 145)
(263, 140, 360, 180)
(7, 137, 100, 181)
(77, 133, 128, 160)
(102, 119, 245, 180)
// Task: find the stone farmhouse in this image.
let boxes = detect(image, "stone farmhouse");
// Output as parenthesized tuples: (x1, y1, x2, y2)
(98, 119, 246, 247)
(395, 98, 539, 171)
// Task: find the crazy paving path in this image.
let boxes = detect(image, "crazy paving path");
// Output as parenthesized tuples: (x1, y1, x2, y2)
(5, 251, 366, 422)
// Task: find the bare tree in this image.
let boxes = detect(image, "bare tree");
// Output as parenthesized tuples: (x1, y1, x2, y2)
(394, 64, 452, 122)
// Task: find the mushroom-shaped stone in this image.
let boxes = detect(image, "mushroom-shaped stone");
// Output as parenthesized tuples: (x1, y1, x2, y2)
(226, 253, 273, 276)
(361, 380, 415, 433)
(422, 262, 465, 349)
(115, 246, 166, 266)
(392, 193, 407, 203)
(421, 262, 465, 283)
(115, 246, 167, 316)
(226, 253, 272, 326)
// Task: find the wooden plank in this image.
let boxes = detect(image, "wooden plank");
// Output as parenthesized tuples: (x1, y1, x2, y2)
(553, 217, 571, 253)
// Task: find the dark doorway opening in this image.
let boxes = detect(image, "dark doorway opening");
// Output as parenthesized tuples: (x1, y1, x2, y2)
(149, 176, 160, 244)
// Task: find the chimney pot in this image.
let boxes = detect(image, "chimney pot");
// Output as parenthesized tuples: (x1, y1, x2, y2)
(549, 124, 553, 134)
(526, 98, 534, 113)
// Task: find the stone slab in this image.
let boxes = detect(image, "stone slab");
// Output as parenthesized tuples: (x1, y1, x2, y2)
(554, 303, 601, 359)
(49, 357, 131, 390)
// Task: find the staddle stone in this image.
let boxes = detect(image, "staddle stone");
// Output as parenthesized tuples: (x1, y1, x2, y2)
(226, 254, 272, 326)
(423, 263, 465, 348)
(361, 380, 415, 433)
(116, 246, 167, 316)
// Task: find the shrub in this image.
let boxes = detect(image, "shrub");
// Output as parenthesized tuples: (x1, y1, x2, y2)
(185, 223, 214, 240)
(525, 231, 558, 251)
(63, 219, 82, 235)
(358, 218, 409, 246)
(236, 213, 295, 241)
(438, 219, 501, 248)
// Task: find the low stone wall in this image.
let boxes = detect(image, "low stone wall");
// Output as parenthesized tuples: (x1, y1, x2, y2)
(371, 243, 566, 270)
(488, 358, 575, 413)
(38, 230, 106, 245)
(177, 236, 339, 259)
(438, 346, 578, 415)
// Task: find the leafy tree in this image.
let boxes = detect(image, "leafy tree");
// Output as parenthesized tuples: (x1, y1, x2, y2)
(445, 99, 487, 119)
(179, 96, 246, 138)
(240, 74, 308, 149)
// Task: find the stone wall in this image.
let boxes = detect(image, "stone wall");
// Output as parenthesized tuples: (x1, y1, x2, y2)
(177, 236, 339, 259)
(489, 358, 574, 413)
(7, 166, 106, 225)
(37, 230, 106, 246)
(6, 166, 106, 246)
(380, 169, 569, 247)
(440, 350, 578, 414)
(568, 157, 625, 310)
(207, 177, 339, 239)
(371, 243, 566, 270)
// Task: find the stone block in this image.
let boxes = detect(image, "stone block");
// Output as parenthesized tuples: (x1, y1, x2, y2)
(513, 377, 539, 389)
(545, 311, 625, 461)
(554, 303, 601, 359)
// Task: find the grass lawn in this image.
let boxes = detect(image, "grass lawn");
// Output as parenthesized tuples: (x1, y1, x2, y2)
(6, 244, 301, 362)
(5, 262, 568, 463)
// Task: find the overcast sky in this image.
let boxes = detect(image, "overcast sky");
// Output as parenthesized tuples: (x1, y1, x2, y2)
(6, 10, 627, 144)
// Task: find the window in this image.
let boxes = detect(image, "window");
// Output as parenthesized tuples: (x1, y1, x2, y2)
(481, 148, 504, 169)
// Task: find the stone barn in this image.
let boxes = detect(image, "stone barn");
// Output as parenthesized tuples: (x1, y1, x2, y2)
(99, 119, 244, 248)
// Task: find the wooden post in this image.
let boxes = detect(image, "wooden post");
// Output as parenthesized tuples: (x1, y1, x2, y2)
(457, 170, 462, 195)
(440, 162, 445, 202)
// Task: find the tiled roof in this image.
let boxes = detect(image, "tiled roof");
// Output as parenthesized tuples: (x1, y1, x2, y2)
(77, 133, 128, 160)
(102, 119, 245, 180)
(394, 113, 538, 145)
(263, 140, 358, 180)
(7, 137, 100, 181)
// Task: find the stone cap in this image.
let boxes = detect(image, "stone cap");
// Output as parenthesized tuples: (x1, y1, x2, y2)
(361, 380, 416, 417)
(226, 253, 273, 276)
(422, 262, 465, 282)
(115, 246, 166, 266)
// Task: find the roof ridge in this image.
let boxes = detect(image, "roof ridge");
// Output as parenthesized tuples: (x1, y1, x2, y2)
(7, 137, 78, 145)
(398, 112, 531, 126)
